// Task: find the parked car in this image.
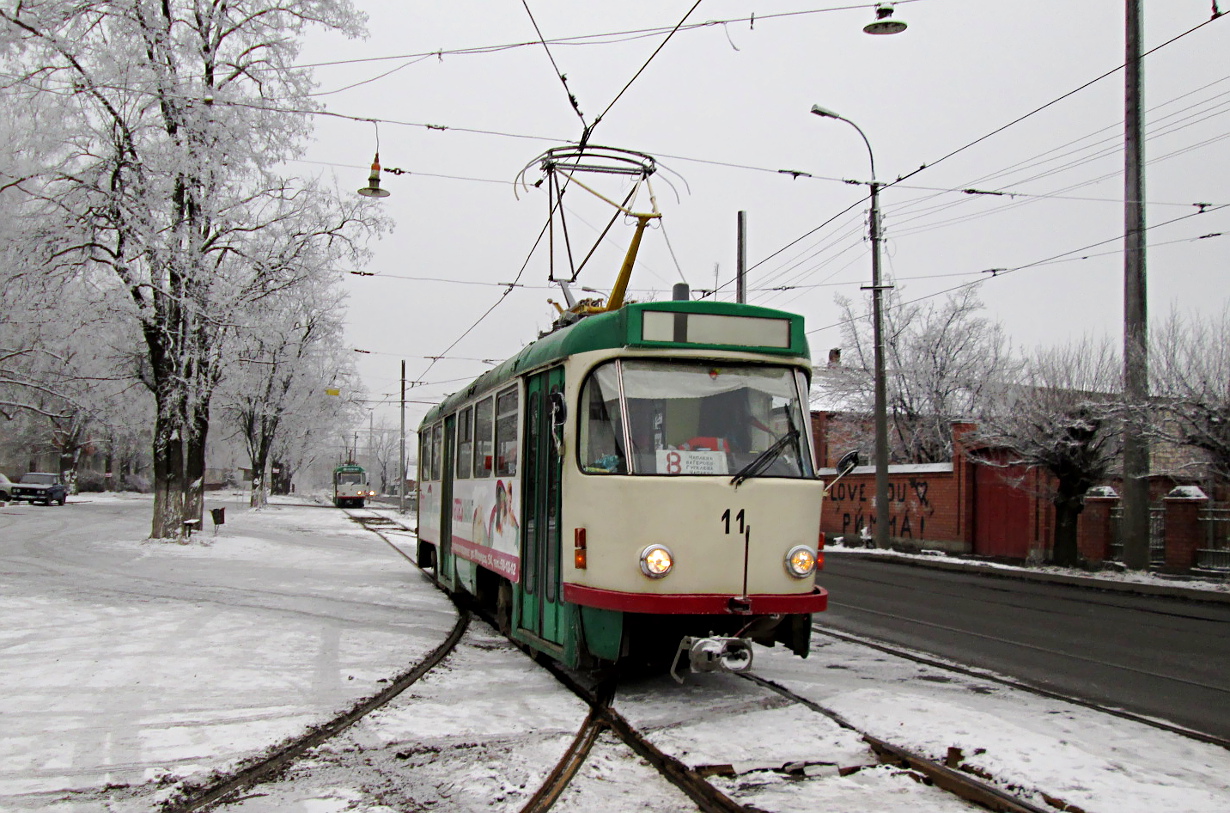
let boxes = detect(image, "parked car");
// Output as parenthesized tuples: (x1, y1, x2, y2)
(0, 473, 11, 501)
(10, 472, 68, 506)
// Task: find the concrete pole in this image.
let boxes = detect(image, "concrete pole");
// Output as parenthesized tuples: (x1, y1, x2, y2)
(399, 359, 406, 514)
(869, 181, 891, 549)
(1122, 0, 1151, 569)
(810, 104, 893, 549)
(736, 211, 748, 304)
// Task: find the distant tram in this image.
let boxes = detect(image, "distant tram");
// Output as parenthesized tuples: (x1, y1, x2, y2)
(417, 295, 837, 675)
(333, 464, 373, 508)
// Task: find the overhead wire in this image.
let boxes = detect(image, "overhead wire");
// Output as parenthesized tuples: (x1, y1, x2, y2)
(880, 12, 1227, 193)
(590, 0, 704, 131)
(520, 0, 589, 129)
(738, 18, 1230, 300)
(803, 204, 1230, 337)
(286, 2, 930, 73)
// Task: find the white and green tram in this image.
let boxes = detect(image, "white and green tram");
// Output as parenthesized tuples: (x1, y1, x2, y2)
(417, 298, 831, 673)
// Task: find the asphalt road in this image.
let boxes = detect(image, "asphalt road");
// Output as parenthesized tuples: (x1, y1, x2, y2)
(817, 555, 1230, 740)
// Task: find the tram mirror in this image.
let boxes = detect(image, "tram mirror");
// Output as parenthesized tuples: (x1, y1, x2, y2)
(549, 391, 567, 454)
(836, 449, 860, 478)
(823, 449, 860, 493)
(549, 391, 567, 427)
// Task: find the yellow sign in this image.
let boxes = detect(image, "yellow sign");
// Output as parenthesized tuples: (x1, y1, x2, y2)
(325, 388, 341, 396)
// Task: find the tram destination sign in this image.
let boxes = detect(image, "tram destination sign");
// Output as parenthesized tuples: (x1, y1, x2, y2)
(640, 311, 791, 350)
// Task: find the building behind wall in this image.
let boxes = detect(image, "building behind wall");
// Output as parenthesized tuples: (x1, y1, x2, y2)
(813, 414, 1221, 570)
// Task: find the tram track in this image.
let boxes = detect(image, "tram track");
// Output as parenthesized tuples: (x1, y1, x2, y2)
(157, 507, 461, 812)
(161, 611, 470, 813)
(813, 624, 1230, 750)
(337, 507, 1056, 812)
(740, 671, 1054, 813)
(338, 509, 1228, 811)
(344, 507, 748, 810)
(289, 508, 1167, 813)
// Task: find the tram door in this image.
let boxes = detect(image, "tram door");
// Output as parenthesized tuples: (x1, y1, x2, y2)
(438, 415, 456, 585)
(518, 368, 566, 646)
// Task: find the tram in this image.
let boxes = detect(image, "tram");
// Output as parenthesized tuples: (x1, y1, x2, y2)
(416, 292, 849, 674)
(333, 463, 374, 508)
(416, 144, 850, 675)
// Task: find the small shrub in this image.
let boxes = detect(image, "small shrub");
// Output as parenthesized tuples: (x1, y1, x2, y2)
(121, 474, 151, 493)
(76, 470, 108, 492)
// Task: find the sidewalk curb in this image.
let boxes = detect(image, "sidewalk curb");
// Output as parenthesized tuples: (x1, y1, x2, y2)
(831, 550, 1230, 605)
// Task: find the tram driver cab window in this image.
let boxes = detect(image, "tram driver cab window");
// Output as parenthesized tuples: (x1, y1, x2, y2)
(579, 365, 627, 474)
(624, 360, 812, 477)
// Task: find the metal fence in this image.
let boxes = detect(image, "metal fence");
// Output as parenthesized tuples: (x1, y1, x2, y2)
(1198, 504, 1230, 570)
(1109, 505, 1166, 565)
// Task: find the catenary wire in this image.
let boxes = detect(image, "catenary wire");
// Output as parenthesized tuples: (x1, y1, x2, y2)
(803, 205, 1230, 336)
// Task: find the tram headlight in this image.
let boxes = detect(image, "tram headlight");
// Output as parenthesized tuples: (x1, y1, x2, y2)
(785, 545, 817, 578)
(639, 544, 674, 579)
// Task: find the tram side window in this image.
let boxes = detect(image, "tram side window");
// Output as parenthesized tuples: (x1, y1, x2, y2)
(474, 396, 494, 478)
(495, 386, 518, 476)
(419, 432, 431, 482)
(579, 364, 627, 474)
(457, 407, 474, 479)
(430, 423, 442, 481)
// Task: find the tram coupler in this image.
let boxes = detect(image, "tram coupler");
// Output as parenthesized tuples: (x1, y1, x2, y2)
(670, 636, 754, 683)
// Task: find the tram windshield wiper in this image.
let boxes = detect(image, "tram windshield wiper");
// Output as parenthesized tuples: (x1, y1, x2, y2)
(730, 429, 800, 489)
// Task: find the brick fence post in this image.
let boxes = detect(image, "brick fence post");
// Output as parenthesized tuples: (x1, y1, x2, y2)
(1163, 493, 1208, 573)
(1079, 496, 1117, 563)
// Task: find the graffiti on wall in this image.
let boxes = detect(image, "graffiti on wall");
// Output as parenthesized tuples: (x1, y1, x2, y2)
(828, 477, 938, 539)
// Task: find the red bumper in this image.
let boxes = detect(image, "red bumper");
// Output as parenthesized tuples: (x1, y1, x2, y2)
(562, 584, 828, 615)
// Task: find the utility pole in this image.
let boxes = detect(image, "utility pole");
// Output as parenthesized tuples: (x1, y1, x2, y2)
(399, 360, 406, 514)
(868, 179, 891, 550)
(1121, 0, 1150, 570)
(810, 104, 892, 550)
(736, 211, 748, 304)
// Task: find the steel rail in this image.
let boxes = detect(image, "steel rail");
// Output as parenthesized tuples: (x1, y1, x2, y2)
(741, 672, 1055, 813)
(537, 661, 750, 813)
(518, 708, 608, 813)
(161, 508, 464, 812)
(814, 624, 1230, 750)
(162, 610, 470, 813)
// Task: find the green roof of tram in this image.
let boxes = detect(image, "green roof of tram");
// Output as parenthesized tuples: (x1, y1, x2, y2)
(420, 300, 809, 427)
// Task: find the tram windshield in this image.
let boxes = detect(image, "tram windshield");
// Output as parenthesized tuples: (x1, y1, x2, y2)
(336, 471, 365, 485)
(579, 360, 813, 478)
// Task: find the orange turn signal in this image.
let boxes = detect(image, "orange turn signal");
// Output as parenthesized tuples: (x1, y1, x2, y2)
(574, 528, 587, 569)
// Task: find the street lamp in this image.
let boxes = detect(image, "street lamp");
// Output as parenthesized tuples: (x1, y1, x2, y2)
(811, 104, 892, 550)
(357, 153, 391, 198)
(863, 3, 908, 36)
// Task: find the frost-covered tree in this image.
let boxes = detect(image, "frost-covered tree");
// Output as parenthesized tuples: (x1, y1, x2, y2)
(0, 94, 78, 423)
(971, 339, 1123, 567)
(0, 1, 382, 536)
(1151, 307, 1230, 488)
(218, 270, 362, 508)
(825, 286, 1020, 463)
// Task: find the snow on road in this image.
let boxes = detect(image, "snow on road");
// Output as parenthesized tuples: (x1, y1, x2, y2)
(0, 494, 457, 811)
(1, 494, 1228, 812)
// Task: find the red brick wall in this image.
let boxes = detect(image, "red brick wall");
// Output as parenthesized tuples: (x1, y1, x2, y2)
(814, 414, 1218, 570)
(822, 466, 966, 551)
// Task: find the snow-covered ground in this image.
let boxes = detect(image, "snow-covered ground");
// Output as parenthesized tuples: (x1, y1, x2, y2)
(826, 538, 1230, 596)
(1, 494, 1227, 812)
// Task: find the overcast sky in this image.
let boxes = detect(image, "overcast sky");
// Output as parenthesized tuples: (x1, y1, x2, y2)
(293, 1, 1230, 445)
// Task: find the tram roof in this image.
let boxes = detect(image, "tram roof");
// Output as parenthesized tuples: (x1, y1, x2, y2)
(420, 301, 810, 427)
